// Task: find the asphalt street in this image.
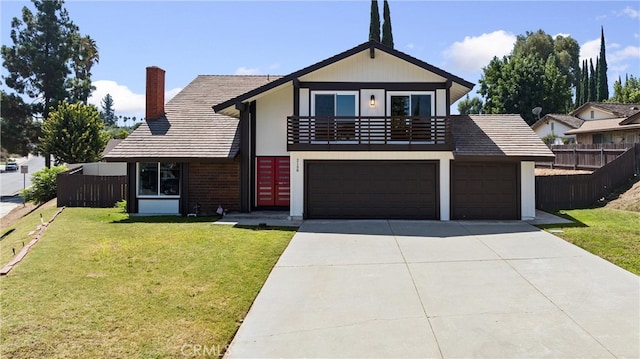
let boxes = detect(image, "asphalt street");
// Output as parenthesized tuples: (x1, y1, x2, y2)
(1, 156, 46, 197)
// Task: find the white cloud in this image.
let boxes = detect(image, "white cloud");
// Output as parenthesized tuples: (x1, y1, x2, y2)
(609, 45, 640, 63)
(88, 80, 181, 118)
(406, 43, 415, 50)
(618, 6, 639, 19)
(443, 30, 516, 73)
(234, 67, 261, 75)
(579, 38, 600, 63)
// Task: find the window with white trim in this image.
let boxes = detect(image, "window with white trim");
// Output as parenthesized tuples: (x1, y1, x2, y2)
(138, 162, 180, 197)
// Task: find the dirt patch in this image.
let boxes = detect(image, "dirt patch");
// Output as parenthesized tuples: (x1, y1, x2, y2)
(535, 168, 593, 176)
(605, 179, 640, 212)
(0, 199, 56, 231)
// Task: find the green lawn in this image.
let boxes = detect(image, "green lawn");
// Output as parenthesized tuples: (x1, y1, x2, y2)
(540, 208, 640, 275)
(0, 208, 295, 358)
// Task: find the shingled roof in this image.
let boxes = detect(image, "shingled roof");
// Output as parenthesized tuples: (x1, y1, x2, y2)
(453, 114, 555, 161)
(571, 102, 640, 118)
(531, 114, 585, 130)
(104, 75, 280, 162)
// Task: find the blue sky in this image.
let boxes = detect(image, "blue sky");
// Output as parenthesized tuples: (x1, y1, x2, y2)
(2, 0, 639, 121)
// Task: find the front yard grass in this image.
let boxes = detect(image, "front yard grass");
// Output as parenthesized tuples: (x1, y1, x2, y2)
(539, 208, 640, 275)
(0, 207, 295, 358)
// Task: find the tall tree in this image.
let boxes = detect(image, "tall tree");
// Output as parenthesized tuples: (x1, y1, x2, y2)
(0, 90, 41, 156)
(381, 0, 394, 48)
(588, 59, 596, 102)
(67, 34, 99, 104)
(580, 60, 589, 105)
(457, 95, 483, 115)
(100, 93, 116, 126)
(479, 30, 577, 124)
(1, 0, 98, 166)
(610, 74, 640, 103)
(39, 102, 109, 165)
(368, 0, 380, 43)
(596, 26, 609, 101)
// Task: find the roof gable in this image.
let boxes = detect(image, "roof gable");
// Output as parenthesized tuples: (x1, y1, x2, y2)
(571, 102, 640, 120)
(213, 41, 474, 116)
(531, 114, 584, 130)
(105, 75, 277, 161)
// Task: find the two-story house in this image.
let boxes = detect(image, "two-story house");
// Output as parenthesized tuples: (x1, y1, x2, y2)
(105, 41, 553, 220)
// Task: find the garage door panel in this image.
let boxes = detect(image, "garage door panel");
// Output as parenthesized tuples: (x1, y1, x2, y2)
(452, 162, 519, 220)
(306, 161, 438, 219)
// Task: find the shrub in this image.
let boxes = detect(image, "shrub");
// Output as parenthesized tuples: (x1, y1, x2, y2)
(21, 165, 68, 204)
(114, 199, 127, 213)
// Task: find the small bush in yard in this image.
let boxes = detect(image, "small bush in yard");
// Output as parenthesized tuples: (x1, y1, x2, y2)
(21, 165, 67, 204)
(114, 199, 127, 213)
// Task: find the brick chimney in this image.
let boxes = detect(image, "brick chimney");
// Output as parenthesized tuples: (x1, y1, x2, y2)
(146, 66, 165, 120)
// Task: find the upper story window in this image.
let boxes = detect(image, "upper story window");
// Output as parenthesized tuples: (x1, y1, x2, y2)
(590, 110, 595, 119)
(138, 162, 180, 197)
(312, 92, 358, 141)
(387, 92, 434, 141)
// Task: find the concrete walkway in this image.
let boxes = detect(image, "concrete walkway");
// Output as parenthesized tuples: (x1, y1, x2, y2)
(225, 220, 639, 358)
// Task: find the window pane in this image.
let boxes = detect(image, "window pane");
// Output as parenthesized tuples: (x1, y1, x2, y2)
(336, 95, 356, 116)
(411, 95, 431, 116)
(138, 163, 158, 195)
(315, 94, 335, 117)
(391, 96, 410, 116)
(160, 163, 180, 196)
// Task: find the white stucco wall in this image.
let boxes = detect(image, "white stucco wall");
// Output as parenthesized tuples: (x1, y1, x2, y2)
(81, 162, 127, 176)
(436, 89, 447, 116)
(574, 107, 618, 121)
(289, 151, 454, 220)
(521, 161, 536, 220)
(360, 89, 386, 117)
(138, 199, 179, 215)
(534, 121, 576, 139)
(256, 85, 292, 156)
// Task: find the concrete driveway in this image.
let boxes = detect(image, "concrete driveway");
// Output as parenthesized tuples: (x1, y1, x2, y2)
(225, 220, 639, 358)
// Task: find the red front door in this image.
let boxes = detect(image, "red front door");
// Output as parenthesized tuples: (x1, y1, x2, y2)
(257, 157, 290, 207)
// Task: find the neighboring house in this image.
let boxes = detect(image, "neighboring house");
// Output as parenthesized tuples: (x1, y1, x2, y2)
(531, 114, 584, 144)
(105, 41, 553, 220)
(565, 102, 640, 144)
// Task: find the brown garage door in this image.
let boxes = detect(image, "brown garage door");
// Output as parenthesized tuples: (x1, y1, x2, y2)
(305, 161, 438, 219)
(452, 162, 520, 220)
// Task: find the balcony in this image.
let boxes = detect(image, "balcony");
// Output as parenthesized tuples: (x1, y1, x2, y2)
(287, 116, 453, 151)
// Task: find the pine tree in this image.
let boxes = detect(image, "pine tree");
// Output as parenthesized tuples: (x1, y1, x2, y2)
(581, 60, 589, 105)
(368, 0, 380, 43)
(596, 26, 609, 101)
(574, 62, 581, 107)
(381, 0, 394, 48)
(588, 59, 596, 102)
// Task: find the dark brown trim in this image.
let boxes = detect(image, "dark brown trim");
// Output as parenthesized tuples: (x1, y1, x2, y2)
(239, 104, 251, 213)
(288, 144, 453, 152)
(250, 101, 257, 210)
(213, 41, 474, 113)
(180, 163, 189, 215)
(293, 79, 300, 117)
(126, 163, 138, 213)
(445, 80, 452, 116)
(299, 82, 448, 91)
(104, 157, 238, 163)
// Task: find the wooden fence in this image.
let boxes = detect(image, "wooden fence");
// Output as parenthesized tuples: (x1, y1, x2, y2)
(536, 143, 635, 170)
(57, 171, 127, 208)
(536, 146, 637, 210)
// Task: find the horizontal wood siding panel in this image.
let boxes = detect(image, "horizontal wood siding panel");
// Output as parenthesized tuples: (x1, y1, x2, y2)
(306, 161, 438, 219)
(452, 162, 520, 220)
